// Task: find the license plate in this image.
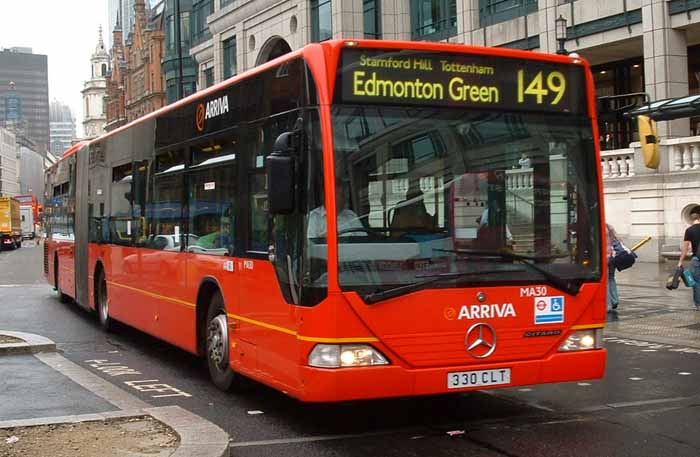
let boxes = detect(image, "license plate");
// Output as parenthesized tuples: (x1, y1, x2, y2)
(447, 368, 511, 389)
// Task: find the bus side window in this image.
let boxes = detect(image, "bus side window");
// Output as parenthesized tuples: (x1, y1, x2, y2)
(187, 138, 237, 256)
(150, 149, 185, 250)
(110, 162, 133, 246)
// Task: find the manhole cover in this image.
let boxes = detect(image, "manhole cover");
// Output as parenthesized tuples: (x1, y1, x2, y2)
(679, 323, 700, 331)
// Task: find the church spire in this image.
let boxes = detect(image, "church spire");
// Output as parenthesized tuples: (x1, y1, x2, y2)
(96, 25, 106, 54)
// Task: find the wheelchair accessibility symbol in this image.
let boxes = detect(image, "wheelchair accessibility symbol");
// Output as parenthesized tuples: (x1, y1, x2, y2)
(551, 297, 563, 312)
(534, 296, 565, 324)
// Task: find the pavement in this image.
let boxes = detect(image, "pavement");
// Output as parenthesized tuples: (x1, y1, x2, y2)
(0, 243, 698, 457)
(0, 242, 230, 457)
(608, 261, 700, 349)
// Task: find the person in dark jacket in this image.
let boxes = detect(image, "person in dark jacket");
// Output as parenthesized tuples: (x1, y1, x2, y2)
(678, 212, 700, 311)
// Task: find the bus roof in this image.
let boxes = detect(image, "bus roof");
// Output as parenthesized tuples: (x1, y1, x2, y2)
(51, 39, 588, 167)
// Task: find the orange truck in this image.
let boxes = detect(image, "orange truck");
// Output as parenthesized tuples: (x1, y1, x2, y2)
(0, 196, 22, 250)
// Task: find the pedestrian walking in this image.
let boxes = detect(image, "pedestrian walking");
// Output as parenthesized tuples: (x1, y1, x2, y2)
(606, 224, 621, 312)
(677, 212, 700, 311)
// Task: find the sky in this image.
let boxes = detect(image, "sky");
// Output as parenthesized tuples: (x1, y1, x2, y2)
(0, 1, 109, 138)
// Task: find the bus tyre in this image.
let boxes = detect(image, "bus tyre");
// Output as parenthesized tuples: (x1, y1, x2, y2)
(96, 271, 113, 332)
(55, 259, 69, 304)
(206, 293, 236, 391)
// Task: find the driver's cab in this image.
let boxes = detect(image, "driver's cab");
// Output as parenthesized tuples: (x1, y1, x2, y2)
(318, 123, 455, 268)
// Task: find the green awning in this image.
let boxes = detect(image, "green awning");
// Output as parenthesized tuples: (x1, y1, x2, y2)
(627, 94, 700, 121)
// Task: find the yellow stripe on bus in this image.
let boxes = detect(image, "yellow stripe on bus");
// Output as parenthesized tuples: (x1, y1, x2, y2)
(226, 313, 297, 337)
(296, 335, 380, 343)
(571, 323, 606, 330)
(226, 313, 379, 343)
(107, 281, 196, 309)
(105, 280, 378, 343)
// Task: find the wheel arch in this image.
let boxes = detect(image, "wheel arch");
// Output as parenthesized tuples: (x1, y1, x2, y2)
(196, 276, 227, 356)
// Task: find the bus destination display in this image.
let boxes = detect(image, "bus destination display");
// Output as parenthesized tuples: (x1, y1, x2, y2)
(338, 48, 588, 114)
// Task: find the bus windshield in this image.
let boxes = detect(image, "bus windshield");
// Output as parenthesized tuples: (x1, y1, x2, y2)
(330, 105, 601, 295)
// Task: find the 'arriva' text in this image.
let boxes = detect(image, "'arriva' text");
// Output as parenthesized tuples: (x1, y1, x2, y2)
(205, 95, 229, 120)
(458, 303, 516, 320)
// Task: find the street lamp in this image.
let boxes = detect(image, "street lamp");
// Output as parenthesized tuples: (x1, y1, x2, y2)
(555, 15, 568, 55)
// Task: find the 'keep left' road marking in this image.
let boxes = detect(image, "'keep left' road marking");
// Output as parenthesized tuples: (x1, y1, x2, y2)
(85, 359, 192, 398)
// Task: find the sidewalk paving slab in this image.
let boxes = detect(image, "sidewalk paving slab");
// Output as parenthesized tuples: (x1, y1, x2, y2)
(0, 331, 230, 457)
(0, 330, 56, 355)
(0, 354, 118, 420)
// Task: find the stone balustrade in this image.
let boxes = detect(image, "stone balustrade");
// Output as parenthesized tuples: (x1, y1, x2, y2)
(665, 136, 700, 171)
(601, 148, 635, 179)
(506, 167, 533, 189)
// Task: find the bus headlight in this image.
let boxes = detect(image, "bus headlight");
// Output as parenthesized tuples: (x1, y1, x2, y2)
(308, 344, 389, 368)
(558, 328, 603, 352)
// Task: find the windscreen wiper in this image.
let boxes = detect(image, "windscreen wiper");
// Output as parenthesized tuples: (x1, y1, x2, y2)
(438, 249, 583, 296)
(363, 268, 522, 305)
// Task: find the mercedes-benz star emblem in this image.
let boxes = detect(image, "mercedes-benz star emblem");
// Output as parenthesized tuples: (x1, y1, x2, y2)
(465, 322, 497, 358)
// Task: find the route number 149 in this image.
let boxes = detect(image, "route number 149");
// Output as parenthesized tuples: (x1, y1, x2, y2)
(517, 70, 567, 105)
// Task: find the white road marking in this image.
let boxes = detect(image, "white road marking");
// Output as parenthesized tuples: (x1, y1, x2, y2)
(606, 397, 691, 409)
(229, 430, 403, 448)
(576, 396, 695, 412)
(84, 359, 192, 398)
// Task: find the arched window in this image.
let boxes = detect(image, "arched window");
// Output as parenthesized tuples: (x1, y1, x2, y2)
(101, 63, 107, 76)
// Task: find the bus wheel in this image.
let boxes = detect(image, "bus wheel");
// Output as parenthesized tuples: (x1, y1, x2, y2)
(206, 293, 236, 391)
(96, 271, 113, 331)
(55, 258, 69, 304)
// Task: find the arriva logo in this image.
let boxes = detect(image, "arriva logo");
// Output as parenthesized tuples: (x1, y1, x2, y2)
(457, 303, 516, 320)
(196, 95, 229, 132)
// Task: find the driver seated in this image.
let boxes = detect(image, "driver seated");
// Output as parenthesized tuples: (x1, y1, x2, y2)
(197, 209, 234, 249)
(307, 180, 364, 239)
(390, 181, 436, 237)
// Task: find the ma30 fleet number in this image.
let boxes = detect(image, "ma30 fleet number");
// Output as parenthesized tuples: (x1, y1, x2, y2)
(520, 286, 548, 297)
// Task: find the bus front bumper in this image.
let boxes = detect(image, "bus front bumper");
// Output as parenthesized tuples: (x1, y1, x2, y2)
(297, 348, 606, 402)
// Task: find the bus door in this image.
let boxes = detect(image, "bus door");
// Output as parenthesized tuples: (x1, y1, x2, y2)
(74, 146, 90, 309)
(234, 120, 301, 387)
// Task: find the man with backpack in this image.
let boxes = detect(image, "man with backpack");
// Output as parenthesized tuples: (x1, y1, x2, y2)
(678, 212, 700, 311)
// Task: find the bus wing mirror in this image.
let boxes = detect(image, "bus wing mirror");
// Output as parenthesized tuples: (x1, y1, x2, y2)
(638, 115, 660, 169)
(267, 132, 296, 215)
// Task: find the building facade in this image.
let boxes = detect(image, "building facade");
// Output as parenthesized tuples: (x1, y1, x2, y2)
(0, 48, 50, 154)
(108, 0, 137, 49)
(16, 135, 44, 203)
(184, 0, 700, 262)
(49, 100, 76, 157)
(161, 0, 199, 102)
(83, 27, 110, 138)
(105, 0, 167, 131)
(0, 128, 20, 197)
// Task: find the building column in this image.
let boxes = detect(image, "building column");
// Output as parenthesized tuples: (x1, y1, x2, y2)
(642, 0, 689, 138)
(213, 33, 224, 84)
(457, 0, 479, 45)
(537, 0, 559, 55)
(381, 0, 411, 41)
(333, 0, 363, 39)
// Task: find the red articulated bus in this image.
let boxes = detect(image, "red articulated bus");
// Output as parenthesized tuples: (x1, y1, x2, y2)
(44, 39, 607, 402)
